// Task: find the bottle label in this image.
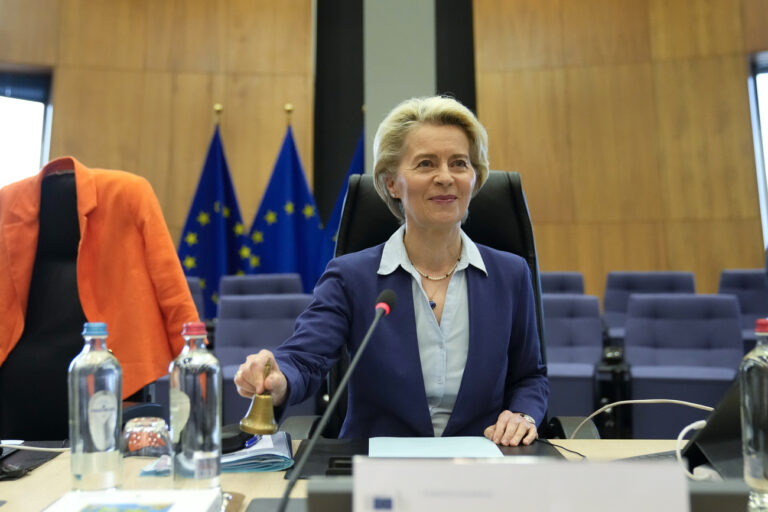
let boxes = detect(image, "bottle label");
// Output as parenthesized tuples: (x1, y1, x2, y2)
(88, 391, 118, 451)
(170, 388, 191, 444)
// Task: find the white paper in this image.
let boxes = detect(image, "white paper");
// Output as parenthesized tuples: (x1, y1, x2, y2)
(369, 436, 503, 458)
(44, 488, 221, 512)
(354, 457, 689, 512)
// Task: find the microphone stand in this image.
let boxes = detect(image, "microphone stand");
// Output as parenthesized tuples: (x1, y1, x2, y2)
(276, 303, 391, 512)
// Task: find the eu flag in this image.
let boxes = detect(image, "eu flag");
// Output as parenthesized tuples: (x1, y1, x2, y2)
(178, 126, 250, 318)
(318, 131, 364, 271)
(247, 127, 324, 292)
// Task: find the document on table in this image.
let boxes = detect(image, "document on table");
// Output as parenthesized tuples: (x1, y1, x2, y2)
(369, 436, 503, 458)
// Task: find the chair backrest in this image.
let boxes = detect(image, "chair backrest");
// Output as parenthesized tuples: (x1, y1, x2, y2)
(623, 294, 742, 369)
(0, 173, 86, 440)
(214, 294, 312, 367)
(336, 170, 545, 348)
(542, 294, 602, 364)
(718, 269, 768, 330)
(540, 272, 585, 294)
(602, 271, 696, 329)
(324, 170, 545, 437)
(186, 276, 206, 319)
(219, 273, 302, 296)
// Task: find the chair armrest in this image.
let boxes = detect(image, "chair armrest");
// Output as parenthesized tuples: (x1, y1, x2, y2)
(279, 415, 321, 440)
(544, 416, 600, 439)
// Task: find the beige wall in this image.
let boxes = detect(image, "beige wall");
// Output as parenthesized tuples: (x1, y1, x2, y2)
(0, 0, 314, 242)
(474, 0, 768, 297)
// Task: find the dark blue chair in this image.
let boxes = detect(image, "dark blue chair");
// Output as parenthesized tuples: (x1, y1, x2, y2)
(214, 293, 315, 425)
(717, 269, 768, 353)
(219, 273, 302, 296)
(543, 294, 602, 417)
(623, 294, 742, 439)
(603, 271, 696, 345)
(186, 276, 205, 320)
(540, 272, 585, 294)
(152, 293, 314, 425)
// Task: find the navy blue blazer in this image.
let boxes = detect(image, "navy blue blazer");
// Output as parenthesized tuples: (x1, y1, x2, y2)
(274, 242, 549, 439)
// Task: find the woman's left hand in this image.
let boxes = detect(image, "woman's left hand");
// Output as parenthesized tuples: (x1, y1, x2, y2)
(484, 411, 538, 446)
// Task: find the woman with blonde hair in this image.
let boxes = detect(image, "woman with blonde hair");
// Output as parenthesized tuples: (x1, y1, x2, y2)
(236, 96, 547, 446)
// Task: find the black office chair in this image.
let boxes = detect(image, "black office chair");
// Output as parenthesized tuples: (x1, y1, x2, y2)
(0, 173, 160, 440)
(298, 170, 592, 439)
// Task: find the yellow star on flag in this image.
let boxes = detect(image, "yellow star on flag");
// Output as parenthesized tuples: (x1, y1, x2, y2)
(251, 231, 264, 244)
(303, 204, 315, 219)
(234, 223, 244, 235)
(265, 210, 278, 225)
(185, 232, 198, 246)
(236, 269, 245, 276)
(223, 206, 230, 218)
(183, 256, 196, 269)
(199, 278, 206, 290)
(196, 211, 210, 226)
(284, 201, 295, 214)
(214, 201, 221, 213)
(212, 292, 219, 304)
(239, 245, 251, 259)
(250, 255, 261, 268)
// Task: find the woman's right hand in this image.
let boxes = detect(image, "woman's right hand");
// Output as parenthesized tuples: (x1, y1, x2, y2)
(234, 350, 288, 407)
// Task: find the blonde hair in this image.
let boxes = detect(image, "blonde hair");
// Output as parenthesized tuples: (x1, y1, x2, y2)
(372, 96, 490, 222)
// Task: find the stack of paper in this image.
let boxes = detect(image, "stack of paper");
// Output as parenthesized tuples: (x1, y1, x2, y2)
(221, 431, 294, 472)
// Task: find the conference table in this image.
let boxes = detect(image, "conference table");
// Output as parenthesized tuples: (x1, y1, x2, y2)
(0, 439, 683, 511)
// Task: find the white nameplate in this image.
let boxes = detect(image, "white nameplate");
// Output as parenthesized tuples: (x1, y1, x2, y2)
(353, 456, 689, 511)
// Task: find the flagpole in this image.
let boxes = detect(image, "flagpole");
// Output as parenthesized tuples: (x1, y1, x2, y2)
(284, 103, 293, 127)
(213, 103, 223, 125)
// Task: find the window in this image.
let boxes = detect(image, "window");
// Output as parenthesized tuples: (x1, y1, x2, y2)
(0, 72, 51, 189)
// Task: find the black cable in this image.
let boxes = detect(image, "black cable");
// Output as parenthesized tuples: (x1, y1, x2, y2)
(536, 438, 586, 459)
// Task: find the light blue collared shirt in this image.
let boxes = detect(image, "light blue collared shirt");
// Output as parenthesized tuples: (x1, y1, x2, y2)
(378, 225, 487, 436)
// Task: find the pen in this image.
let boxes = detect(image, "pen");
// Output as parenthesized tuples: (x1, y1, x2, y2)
(245, 435, 262, 448)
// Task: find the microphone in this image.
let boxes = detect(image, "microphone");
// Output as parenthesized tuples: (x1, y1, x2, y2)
(276, 289, 397, 512)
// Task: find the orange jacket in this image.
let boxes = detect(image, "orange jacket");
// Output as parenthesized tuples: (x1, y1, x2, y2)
(0, 157, 198, 397)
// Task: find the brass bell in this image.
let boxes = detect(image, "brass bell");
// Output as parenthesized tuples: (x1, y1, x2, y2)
(239, 361, 278, 435)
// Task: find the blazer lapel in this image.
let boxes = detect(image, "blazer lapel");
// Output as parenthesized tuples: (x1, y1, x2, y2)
(2, 173, 42, 318)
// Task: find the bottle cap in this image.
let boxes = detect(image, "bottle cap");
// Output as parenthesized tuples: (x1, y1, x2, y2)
(756, 318, 768, 334)
(82, 322, 108, 336)
(182, 322, 207, 336)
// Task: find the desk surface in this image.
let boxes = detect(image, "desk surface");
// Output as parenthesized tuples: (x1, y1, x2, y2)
(0, 439, 677, 512)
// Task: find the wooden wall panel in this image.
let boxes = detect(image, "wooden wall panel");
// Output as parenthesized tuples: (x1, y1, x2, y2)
(535, 223, 604, 296)
(224, 0, 313, 74)
(665, 219, 764, 293)
(476, 69, 573, 223)
(474, 0, 764, 304)
(49, 68, 146, 172)
(649, 0, 744, 59)
(144, 0, 226, 73)
(473, 0, 563, 71)
(654, 56, 757, 221)
(2, 0, 313, 244)
(567, 64, 662, 223)
(58, 0, 147, 69)
(743, 0, 768, 53)
(561, 0, 651, 66)
(221, 73, 313, 228)
(0, 0, 59, 66)
(162, 73, 226, 240)
(136, 72, 173, 221)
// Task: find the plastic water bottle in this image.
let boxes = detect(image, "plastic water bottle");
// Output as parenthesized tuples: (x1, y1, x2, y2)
(169, 321, 222, 490)
(68, 322, 122, 490)
(741, 318, 768, 510)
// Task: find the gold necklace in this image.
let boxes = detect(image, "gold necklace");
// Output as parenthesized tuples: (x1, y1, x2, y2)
(412, 257, 460, 281)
